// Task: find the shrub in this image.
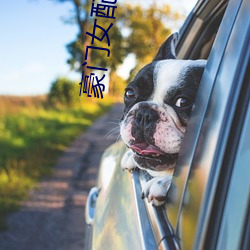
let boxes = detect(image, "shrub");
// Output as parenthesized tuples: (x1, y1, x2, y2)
(48, 77, 80, 107)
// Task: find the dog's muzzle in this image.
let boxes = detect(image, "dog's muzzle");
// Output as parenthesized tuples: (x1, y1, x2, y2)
(135, 108, 159, 131)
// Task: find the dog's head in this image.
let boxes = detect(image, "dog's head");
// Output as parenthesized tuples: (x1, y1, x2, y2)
(120, 33, 206, 174)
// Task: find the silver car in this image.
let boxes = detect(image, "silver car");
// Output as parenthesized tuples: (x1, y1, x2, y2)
(85, 0, 250, 249)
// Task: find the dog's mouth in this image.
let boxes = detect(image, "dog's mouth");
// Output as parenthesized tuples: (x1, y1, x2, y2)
(129, 143, 178, 165)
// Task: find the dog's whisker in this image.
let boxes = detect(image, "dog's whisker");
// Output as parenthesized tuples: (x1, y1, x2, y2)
(107, 121, 120, 126)
(105, 132, 119, 140)
(106, 118, 121, 125)
(105, 127, 120, 140)
(105, 125, 119, 134)
(115, 134, 121, 143)
(105, 126, 119, 135)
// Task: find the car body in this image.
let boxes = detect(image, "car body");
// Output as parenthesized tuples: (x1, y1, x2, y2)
(85, 0, 250, 249)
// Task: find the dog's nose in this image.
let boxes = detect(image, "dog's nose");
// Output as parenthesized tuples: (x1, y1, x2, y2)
(135, 109, 159, 130)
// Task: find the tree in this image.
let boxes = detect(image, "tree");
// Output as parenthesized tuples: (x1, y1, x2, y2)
(52, 0, 92, 72)
(116, 4, 172, 81)
(50, 1, 177, 95)
(108, 72, 126, 99)
(51, 0, 125, 75)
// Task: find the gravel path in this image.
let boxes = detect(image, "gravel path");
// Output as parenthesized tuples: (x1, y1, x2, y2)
(0, 103, 123, 250)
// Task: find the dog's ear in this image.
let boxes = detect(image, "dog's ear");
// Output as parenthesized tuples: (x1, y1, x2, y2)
(153, 32, 179, 61)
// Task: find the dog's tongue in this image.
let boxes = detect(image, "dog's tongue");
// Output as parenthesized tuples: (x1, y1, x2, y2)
(130, 143, 163, 155)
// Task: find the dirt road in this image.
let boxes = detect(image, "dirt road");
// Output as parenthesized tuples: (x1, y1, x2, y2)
(0, 103, 123, 250)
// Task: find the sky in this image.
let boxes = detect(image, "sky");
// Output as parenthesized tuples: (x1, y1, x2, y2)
(0, 0, 197, 96)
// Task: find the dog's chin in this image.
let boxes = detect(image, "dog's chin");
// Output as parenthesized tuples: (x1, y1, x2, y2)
(128, 142, 178, 172)
(133, 153, 178, 172)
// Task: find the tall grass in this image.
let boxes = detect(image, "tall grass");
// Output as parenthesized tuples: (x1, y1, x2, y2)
(0, 95, 113, 230)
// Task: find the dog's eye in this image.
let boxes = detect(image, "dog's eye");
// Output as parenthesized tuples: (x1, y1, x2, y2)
(125, 89, 136, 100)
(175, 97, 192, 108)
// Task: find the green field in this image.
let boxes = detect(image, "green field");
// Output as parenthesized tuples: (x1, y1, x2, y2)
(0, 95, 113, 229)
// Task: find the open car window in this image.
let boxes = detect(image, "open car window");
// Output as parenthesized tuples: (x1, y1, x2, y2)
(166, 0, 234, 228)
(135, 0, 231, 247)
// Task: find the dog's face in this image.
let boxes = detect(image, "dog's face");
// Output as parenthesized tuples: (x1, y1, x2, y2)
(120, 33, 206, 174)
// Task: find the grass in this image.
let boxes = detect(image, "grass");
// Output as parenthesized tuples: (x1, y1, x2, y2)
(0, 95, 113, 230)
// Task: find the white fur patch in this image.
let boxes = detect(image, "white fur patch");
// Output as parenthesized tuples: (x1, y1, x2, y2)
(120, 118, 134, 144)
(121, 149, 135, 171)
(152, 59, 206, 104)
(154, 121, 183, 154)
(142, 175, 173, 206)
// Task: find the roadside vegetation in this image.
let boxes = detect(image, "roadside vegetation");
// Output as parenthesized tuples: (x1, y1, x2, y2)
(0, 78, 113, 230)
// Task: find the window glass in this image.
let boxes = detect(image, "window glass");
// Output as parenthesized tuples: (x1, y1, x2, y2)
(216, 94, 250, 249)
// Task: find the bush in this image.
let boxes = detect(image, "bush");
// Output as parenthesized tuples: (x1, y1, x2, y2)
(0, 95, 113, 229)
(48, 77, 80, 107)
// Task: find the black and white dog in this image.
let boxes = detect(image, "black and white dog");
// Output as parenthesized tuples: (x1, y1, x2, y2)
(120, 33, 206, 206)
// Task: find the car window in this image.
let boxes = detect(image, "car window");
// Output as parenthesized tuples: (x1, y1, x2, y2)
(134, 0, 231, 248)
(177, 0, 228, 60)
(216, 77, 250, 250)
